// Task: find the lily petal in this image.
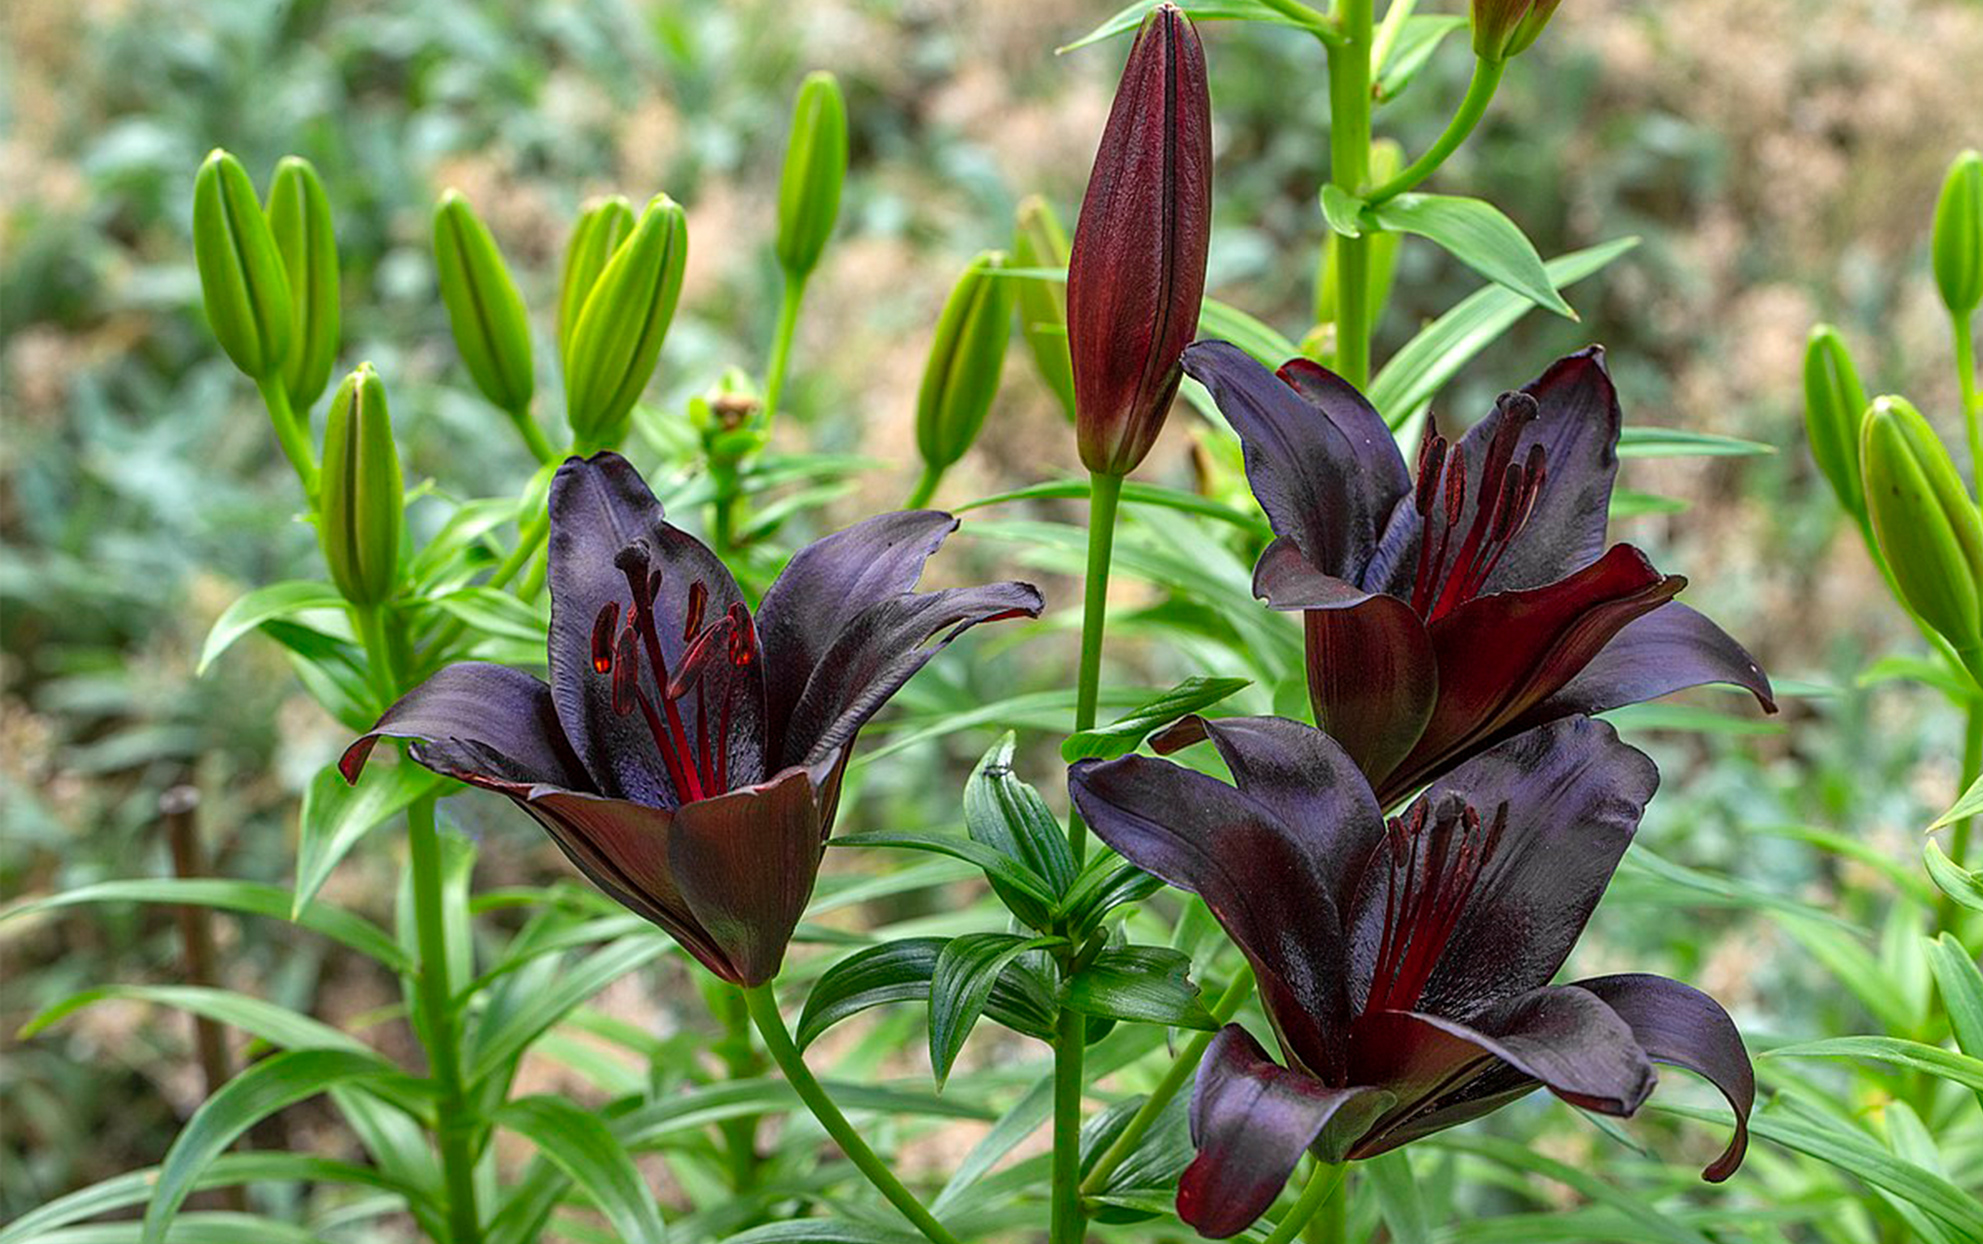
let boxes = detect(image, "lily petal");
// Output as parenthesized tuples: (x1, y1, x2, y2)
(1529, 601, 1777, 722)
(1575, 973, 1754, 1181)
(1069, 754, 1352, 1081)
(1304, 596, 1439, 788)
(1179, 1025, 1393, 1239)
(668, 766, 823, 987)
(340, 661, 589, 795)
(1251, 536, 1372, 611)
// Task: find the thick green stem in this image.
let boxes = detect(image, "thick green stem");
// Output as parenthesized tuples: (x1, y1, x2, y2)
(1068, 470, 1126, 863)
(762, 275, 807, 429)
(1080, 965, 1256, 1195)
(905, 462, 945, 510)
(406, 794, 481, 1244)
(741, 985, 963, 1244)
(1326, 0, 1375, 388)
(351, 603, 400, 708)
(1263, 1160, 1347, 1244)
(1366, 56, 1506, 204)
(256, 375, 320, 504)
(1050, 1006, 1087, 1244)
(1956, 316, 1981, 497)
(507, 405, 559, 466)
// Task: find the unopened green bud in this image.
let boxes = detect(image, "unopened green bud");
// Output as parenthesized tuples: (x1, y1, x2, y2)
(193, 149, 293, 380)
(776, 71, 848, 280)
(319, 365, 403, 607)
(1933, 150, 1983, 321)
(557, 195, 636, 371)
(1803, 325, 1871, 522)
(564, 194, 689, 447)
(434, 190, 535, 415)
(916, 251, 1013, 474)
(1472, 0, 1562, 61)
(266, 156, 340, 411)
(1862, 396, 1983, 664)
(1011, 195, 1075, 421)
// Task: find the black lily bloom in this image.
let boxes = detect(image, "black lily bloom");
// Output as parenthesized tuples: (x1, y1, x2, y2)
(342, 452, 1042, 986)
(1070, 714, 1753, 1239)
(1180, 340, 1774, 807)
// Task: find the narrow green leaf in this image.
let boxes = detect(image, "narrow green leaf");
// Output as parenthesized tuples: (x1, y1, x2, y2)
(1059, 0, 1316, 54)
(1926, 932, 1983, 1112)
(965, 733, 1078, 902)
(1062, 676, 1251, 762)
(796, 937, 1058, 1049)
(197, 580, 345, 674)
(20, 984, 363, 1052)
(296, 761, 448, 914)
(1765, 1035, 1983, 1091)
(495, 1096, 666, 1244)
(1320, 184, 1366, 239)
(1055, 853, 1163, 928)
(1197, 298, 1299, 367)
(465, 937, 673, 1083)
(720, 1223, 921, 1244)
(1366, 1150, 1431, 1244)
(1368, 193, 1574, 318)
(1617, 426, 1775, 458)
(1925, 839, 1983, 910)
(432, 586, 550, 646)
(930, 934, 1060, 1086)
(1376, 16, 1467, 102)
(956, 478, 1271, 538)
(1061, 945, 1217, 1030)
(830, 830, 1059, 910)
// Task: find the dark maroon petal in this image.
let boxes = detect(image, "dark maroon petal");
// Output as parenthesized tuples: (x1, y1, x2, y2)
(1185, 341, 1410, 580)
(1575, 973, 1754, 1181)
(1527, 601, 1777, 723)
(1347, 717, 1658, 1019)
(1304, 596, 1439, 791)
(1387, 543, 1681, 803)
(755, 510, 961, 768)
(1068, 754, 1352, 1081)
(340, 662, 590, 794)
(1453, 348, 1623, 597)
(782, 582, 1044, 778)
(1149, 714, 1387, 899)
(668, 766, 823, 987)
(1178, 1025, 1394, 1238)
(1251, 536, 1372, 611)
(1067, 2, 1211, 476)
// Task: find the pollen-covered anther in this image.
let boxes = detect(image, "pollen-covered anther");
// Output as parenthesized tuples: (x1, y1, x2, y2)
(591, 601, 619, 674)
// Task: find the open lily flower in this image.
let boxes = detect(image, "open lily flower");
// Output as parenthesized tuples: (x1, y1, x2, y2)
(1070, 714, 1753, 1239)
(342, 452, 1042, 986)
(1182, 340, 1774, 806)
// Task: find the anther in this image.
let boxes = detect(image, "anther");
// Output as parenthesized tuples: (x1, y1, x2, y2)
(611, 630, 639, 716)
(683, 580, 708, 642)
(591, 601, 620, 675)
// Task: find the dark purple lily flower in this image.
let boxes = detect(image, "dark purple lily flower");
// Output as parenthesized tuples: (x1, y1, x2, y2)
(1070, 714, 1753, 1239)
(341, 452, 1042, 986)
(1181, 340, 1775, 807)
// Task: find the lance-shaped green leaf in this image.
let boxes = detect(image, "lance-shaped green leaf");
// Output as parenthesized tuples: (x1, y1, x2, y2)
(1804, 324, 1871, 522)
(1062, 676, 1250, 762)
(434, 189, 535, 414)
(266, 156, 339, 411)
(776, 70, 849, 280)
(318, 364, 403, 607)
(557, 195, 635, 370)
(494, 1096, 667, 1244)
(565, 194, 688, 446)
(1060, 945, 1218, 1029)
(1933, 149, 1983, 320)
(930, 933, 1061, 1086)
(1367, 192, 1575, 318)
(193, 149, 293, 380)
(1861, 396, 1983, 669)
(916, 249, 1014, 474)
(1012, 194, 1076, 420)
(965, 733, 1077, 924)
(797, 936, 1059, 1049)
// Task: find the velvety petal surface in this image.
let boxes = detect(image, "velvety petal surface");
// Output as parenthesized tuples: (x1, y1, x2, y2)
(1184, 340, 1409, 581)
(339, 661, 590, 795)
(1179, 1025, 1393, 1239)
(667, 766, 823, 986)
(1575, 973, 1754, 1181)
(1069, 754, 1351, 1081)
(1529, 601, 1777, 723)
(755, 510, 962, 768)
(1304, 597, 1439, 788)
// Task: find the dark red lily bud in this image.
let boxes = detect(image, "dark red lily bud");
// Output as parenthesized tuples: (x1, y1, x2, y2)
(1067, 1, 1212, 477)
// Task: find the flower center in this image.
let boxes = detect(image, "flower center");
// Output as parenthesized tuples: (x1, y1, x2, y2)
(1408, 394, 1547, 621)
(586, 542, 755, 803)
(1364, 794, 1507, 1014)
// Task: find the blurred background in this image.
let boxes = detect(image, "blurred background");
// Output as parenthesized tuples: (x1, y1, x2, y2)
(5, 0, 1983, 1228)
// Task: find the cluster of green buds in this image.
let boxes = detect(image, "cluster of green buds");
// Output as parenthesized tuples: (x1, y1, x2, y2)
(911, 251, 1013, 506)
(564, 195, 690, 450)
(1471, 0, 1564, 62)
(1861, 397, 1983, 681)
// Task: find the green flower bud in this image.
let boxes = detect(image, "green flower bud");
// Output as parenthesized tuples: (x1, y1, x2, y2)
(319, 365, 404, 608)
(193, 149, 293, 380)
(916, 250, 1014, 474)
(434, 190, 535, 415)
(1472, 0, 1562, 61)
(557, 195, 636, 372)
(266, 156, 340, 412)
(775, 70, 849, 280)
(564, 194, 689, 447)
(1011, 195, 1075, 421)
(1862, 396, 1983, 664)
(1933, 149, 1983, 321)
(1803, 324, 1871, 522)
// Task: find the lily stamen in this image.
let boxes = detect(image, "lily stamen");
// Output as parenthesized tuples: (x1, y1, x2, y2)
(1367, 797, 1508, 1013)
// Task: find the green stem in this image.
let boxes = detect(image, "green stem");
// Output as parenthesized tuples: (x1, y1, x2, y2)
(1068, 470, 1126, 864)
(406, 793, 481, 1244)
(715, 982, 764, 1193)
(1050, 1005, 1087, 1244)
(1326, 0, 1375, 388)
(507, 404, 559, 466)
(762, 274, 807, 429)
(351, 603, 399, 708)
(1258, 0, 1346, 44)
(741, 985, 963, 1244)
(1366, 55, 1506, 204)
(906, 462, 945, 510)
(256, 375, 320, 504)
(1956, 316, 1981, 497)
(1080, 965, 1256, 1195)
(1262, 1160, 1347, 1244)
(1944, 700, 1983, 929)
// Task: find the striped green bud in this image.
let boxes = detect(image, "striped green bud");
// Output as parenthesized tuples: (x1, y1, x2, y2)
(1803, 324, 1871, 522)
(557, 195, 636, 372)
(193, 149, 293, 380)
(1862, 396, 1983, 665)
(319, 365, 404, 607)
(1933, 150, 1983, 321)
(1011, 195, 1075, 421)
(775, 71, 849, 280)
(266, 156, 340, 411)
(916, 250, 1013, 473)
(434, 190, 535, 415)
(564, 194, 689, 447)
